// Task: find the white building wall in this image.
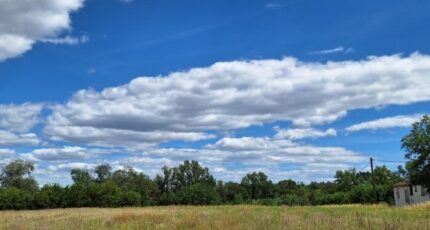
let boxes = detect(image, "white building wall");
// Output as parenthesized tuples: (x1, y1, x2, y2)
(394, 185, 430, 206)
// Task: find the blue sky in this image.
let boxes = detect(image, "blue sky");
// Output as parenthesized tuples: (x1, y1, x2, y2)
(1, 0, 430, 185)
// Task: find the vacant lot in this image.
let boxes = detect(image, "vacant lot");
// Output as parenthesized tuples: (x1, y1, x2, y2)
(0, 203, 429, 230)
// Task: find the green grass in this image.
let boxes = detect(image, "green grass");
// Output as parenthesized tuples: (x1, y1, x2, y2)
(0, 203, 429, 229)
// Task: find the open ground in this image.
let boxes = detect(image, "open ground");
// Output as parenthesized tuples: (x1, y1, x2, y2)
(0, 203, 429, 230)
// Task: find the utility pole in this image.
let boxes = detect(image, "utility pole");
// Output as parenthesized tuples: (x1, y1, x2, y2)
(370, 157, 378, 203)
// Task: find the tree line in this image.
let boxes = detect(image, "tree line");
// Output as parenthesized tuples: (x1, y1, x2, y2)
(0, 159, 405, 210)
(0, 114, 429, 210)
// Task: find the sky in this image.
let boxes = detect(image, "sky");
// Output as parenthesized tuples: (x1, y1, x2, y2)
(1, 0, 430, 185)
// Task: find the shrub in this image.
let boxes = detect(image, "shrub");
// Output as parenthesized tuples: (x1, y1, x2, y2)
(0, 188, 33, 210)
(180, 183, 220, 205)
(121, 191, 141, 206)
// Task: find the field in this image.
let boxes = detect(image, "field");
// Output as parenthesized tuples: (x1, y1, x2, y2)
(0, 203, 429, 230)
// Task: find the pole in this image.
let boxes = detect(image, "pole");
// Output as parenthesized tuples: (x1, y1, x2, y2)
(370, 157, 378, 203)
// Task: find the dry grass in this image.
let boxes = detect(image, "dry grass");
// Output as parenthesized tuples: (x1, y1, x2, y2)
(0, 203, 429, 230)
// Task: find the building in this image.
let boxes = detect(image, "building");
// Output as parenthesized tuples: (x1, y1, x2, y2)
(393, 181, 430, 206)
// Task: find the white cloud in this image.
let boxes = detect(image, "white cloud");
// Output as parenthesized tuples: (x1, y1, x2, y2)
(26, 132, 368, 183)
(0, 34, 33, 61)
(0, 103, 44, 133)
(0, 0, 84, 61)
(45, 53, 430, 149)
(309, 46, 354, 55)
(121, 137, 367, 182)
(0, 130, 41, 146)
(46, 162, 97, 172)
(45, 125, 215, 150)
(346, 114, 423, 132)
(24, 146, 116, 162)
(274, 127, 337, 140)
(0, 148, 15, 155)
(206, 136, 366, 165)
(41, 35, 89, 45)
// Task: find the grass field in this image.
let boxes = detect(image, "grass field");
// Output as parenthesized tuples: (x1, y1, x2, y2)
(0, 203, 429, 230)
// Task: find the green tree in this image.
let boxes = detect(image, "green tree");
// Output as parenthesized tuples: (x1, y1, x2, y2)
(121, 191, 141, 206)
(180, 183, 220, 205)
(0, 160, 38, 192)
(154, 166, 173, 194)
(95, 164, 112, 183)
(156, 161, 215, 192)
(171, 160, 216, 191)
(402, 115, 430, 192)
(112, 166, 158, 205)
(217, 181, 246, 204)
(70, 168, 93, 185)
(155, 161, 216, 205)
(34, 184, 66, 209)
(0, 187, 33, 210)
(275, 179, 298, 196)
(334, 169, 359, 192)
(97, 181, 123, 207)
(241, 172, 273, 200)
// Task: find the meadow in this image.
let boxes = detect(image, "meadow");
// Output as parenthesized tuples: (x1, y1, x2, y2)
(0, 203, 429, 230)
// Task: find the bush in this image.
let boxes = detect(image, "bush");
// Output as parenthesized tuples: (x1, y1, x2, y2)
(347, 184, 374, 203)
(158, 192, 179, 205)
(97, 181, 123, 207)
(255, 198, 278, 206)
(121, 191, 141, 206)
(0, 188, 33, 210)
(34, 184, 66, 209)
(278, 194, 310, 206)
(66, 184, 92, 207)
(180, 183, 220, 205)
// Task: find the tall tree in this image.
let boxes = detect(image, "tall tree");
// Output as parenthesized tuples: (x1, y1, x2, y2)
(0, 159, 38, 192)
(95, 164, 112, 182)
(401, 115, 430, 192)
(70, 168, 93, 185)
(167, 160, 216, 192)
(112, 166, 158, 205)
(241, 172, 273, 200)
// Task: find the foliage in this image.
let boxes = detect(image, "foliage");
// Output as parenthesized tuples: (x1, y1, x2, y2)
(0, 187, 33, 210)
(241, 172, 274, 200)
(217, 181, 246, 204)
(180, 183, 220, 205)
(0, 159, 410, 210)
(0, 159, 38, 192)
(402, 115, 430, 192)
(95, 164, 112, 183)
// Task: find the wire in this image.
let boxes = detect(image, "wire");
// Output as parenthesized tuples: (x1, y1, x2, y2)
(375, 159, 408, 163)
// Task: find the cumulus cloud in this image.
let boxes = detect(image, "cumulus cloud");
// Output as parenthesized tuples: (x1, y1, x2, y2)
(46, 162, 97, 172)
(346, 114, 423, 132)
(0, 130, 41, 146)
(0, 148, 15, 156)
(206, 136, 365, 165)
(45, 125, 215, 150)
(0, 149, 17, 167)
(23, 146, 116, 162)
(0, 0, 84, 61)
(115, 137, 367, 182)
(274, 127, 337, 140)
(0, 103, 44, 133)
(45, 53, 430, 149)
(30, 127, 367, 183)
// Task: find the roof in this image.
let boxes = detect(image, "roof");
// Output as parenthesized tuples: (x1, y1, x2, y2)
(393, 181, 410, 187)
